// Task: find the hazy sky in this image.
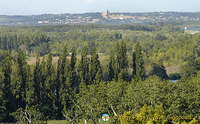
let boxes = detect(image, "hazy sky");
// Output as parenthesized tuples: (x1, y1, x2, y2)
(0, 0, 199, 15)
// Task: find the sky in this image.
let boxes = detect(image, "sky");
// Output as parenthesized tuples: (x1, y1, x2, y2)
(0, 0, 200, 15)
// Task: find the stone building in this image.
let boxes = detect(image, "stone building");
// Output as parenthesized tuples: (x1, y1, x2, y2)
(102, 10, 109, 19)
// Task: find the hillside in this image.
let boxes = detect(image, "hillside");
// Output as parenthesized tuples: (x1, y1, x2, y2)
(1, 12, 200, 25)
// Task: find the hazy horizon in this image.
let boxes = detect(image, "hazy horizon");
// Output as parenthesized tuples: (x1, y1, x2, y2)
(0, 0, 200, 15)
(1, 11, 200, 16)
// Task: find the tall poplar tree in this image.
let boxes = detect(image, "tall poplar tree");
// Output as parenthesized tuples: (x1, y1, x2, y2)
(90, 48, 102, 84)
(13, 49, 28, 109)
(56, 47, 68, 118)
(70, 48, 76, 72)
(70, 48, 77, 88)
(132, 49, 136, 77)
(59, 58, 74, 121)
(116, 41, 128, 80)
(108, 50, 116, 81)
(40, 53, 56, 119)
(79, 46, 89, 84)
(1, 51, 15, 121)
(0, 82, 7, 122)
(135, 42, 145, 80)
(56, 47, 68, 97)
(33, 54, 42, 105)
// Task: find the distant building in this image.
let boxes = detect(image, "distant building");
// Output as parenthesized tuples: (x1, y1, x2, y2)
(38, 21, 49, 24)
(184, 27, 187, 30)
(102, 10, 109, 19)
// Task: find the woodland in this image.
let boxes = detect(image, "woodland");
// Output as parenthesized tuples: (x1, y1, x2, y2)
(0, 24, 199, 123)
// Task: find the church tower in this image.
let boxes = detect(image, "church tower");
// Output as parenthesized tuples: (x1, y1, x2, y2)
(102, 10, 109, 19)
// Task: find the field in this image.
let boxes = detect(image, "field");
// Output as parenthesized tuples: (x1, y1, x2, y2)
(27, 56, 179, 75)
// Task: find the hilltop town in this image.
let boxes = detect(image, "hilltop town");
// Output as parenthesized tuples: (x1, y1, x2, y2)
(1, 11, 200, 25)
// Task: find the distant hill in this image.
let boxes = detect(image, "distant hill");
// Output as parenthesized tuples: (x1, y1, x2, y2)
(1, 12, 200, 25)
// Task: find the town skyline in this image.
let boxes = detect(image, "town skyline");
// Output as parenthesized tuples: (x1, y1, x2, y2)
(0, 0, 200, 15)
(1, 11, 200, 25)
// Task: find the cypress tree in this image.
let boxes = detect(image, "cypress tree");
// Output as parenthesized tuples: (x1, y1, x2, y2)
(46, 54, 56, 119)
(70, 48, 77, 88)
(40, 54, 56, 119)
(56, 47, 68, 119)
(25, 61, 33, 106)
(108, 50, 116, 81)
(120, 41, 128, 70)
(70, 48, 76, 72)
(90, 48, 102, 84)
(135, 42, 145, 80)
(33, 54, 42, 105)
(94, 68, 103, 83)
(79, 46, 89, 84)
(56, 47, 68, 96)
(116, 42, 121, 74)
(116, 41, 128, 80)
(0, 84, 7, 122)
(60, 48, 78, 121)
(13, 48, 28, 109)
(132, 50, 136, 77)
(1, 51, 15, 121)
(0, 36, 1, 49)
(60, 59, 74, 120)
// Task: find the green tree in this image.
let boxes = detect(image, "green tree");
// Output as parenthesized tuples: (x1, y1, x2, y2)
(108, 50, 116, 81)
(12, 49, 29, 109)
(79, 46, 89, 84)
(56, 47, 68, 118)
(120, 105, 167, 124)
(0, 51, 15, 121)
(132, 51, 136, 78)
(135, 42, 145, 80)
(0, 82, 7, 122)
(40, 54, 56, 119)
(172, 73, 200, 116)
(56, 47, 68, 92)
(155, 33, 167, 41)
(90, 48, 102, 84)
(94, 68, 103, 83)
(116, 41, 128, 80)
(106, 81, 128, 117)
(33, 54, 42, 105)
(76, 83, 109, 123)
(181, 57, 200, 78)
(11, 105, 44, 124)
(70, 48, 77, 88)
(125, 76, 177, 114)
(59, 58, 74, 121)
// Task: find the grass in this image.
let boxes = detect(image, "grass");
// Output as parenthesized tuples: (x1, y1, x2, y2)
(26, 54, 109, 65)
(27, 55, 180, 75)
(165, 66, 179, 75)
(46, 120, 68, 124)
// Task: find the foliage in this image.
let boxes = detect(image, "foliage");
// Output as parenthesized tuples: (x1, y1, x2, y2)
(134, 42, 145, 80)
(120, 104, 167, 124)
(169, 73, 181, 80)
(149, 63, 169, 79)
(120, 105, 199, 124)
(0, 24, 200, 123)
(10, 105, 44, 124)
(181, 57, 200, 78)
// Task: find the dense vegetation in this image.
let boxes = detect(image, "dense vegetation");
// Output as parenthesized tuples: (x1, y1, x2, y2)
(0, 24, 200, 123)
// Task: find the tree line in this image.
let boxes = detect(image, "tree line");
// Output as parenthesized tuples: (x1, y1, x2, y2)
(0, 24, 199, 72)
(0, 41, 145, 122)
